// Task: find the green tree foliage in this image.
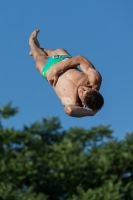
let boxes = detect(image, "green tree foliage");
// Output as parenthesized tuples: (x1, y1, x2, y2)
(0, 102, 18, 129)
(0, 103, 133, 200)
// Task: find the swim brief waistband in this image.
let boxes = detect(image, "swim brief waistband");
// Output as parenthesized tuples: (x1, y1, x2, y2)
(41, 54, 72, 79)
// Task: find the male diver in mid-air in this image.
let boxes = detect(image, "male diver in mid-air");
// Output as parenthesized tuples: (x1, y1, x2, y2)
(29, 30, 104, 117)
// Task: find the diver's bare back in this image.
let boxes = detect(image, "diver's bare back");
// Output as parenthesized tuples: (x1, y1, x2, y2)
(53, 67, 101, 106)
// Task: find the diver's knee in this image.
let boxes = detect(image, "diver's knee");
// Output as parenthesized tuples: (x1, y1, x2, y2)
(55, 48, 68, 55)
(56, 48, 66, 51)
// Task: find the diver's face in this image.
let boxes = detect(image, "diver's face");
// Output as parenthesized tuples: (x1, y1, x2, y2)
(78, 86, 92, 106)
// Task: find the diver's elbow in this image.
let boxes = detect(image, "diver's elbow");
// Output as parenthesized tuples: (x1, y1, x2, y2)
(64, 105, 73, 116)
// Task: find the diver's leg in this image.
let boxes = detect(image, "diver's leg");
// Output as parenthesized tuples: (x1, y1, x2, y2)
(30, 47, 71, 57)
(29, 30, 71, 57)
(29, 30, 48, 73)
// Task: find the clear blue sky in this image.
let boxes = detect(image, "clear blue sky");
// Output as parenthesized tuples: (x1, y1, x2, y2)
(1, 1, 133, 139)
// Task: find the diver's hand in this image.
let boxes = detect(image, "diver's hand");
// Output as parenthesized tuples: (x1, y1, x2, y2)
(46, 69, 59, 87)
(48, 74, 58, 87)
(89, 109, 100, 116)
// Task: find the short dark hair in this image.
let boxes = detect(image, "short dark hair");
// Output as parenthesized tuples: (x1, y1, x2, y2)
(84, 90, 104, 110)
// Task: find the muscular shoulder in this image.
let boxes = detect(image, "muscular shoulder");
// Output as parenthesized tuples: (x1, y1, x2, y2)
(87, 68, 102, 89)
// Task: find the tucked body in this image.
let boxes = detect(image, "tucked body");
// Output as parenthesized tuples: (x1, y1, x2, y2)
(53, 67, 101, 106)
(29, 30, 104, 117)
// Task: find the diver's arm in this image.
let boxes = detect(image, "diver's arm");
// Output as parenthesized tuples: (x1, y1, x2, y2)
(46, 56, 80, 86)
(46, 55, 95, 86)
(64, 105, 99, 117)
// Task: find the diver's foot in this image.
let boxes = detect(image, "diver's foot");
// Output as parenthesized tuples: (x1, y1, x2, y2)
(29, 29, 40, 56)
(29, 29, 40, 44)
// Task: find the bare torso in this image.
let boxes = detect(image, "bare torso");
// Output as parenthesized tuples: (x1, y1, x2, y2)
(29, 30, 103, 116)
(53, 66, 102, 106)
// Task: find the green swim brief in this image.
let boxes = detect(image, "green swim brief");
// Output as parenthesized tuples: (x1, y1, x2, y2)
(41, 54, 72, 79)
